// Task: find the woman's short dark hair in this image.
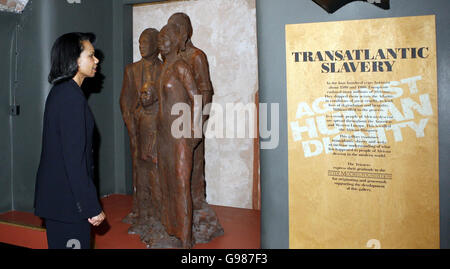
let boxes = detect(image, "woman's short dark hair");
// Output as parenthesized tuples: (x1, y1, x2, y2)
(48, 32, 96, 84)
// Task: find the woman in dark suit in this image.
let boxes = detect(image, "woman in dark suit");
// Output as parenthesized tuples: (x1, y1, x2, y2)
(34, 32, 106, 249)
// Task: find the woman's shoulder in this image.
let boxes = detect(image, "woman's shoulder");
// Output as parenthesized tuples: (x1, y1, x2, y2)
(53, 79, 79, 90)
(49, 80, 85, 105)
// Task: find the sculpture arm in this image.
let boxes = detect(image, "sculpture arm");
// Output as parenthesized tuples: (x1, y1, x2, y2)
(120, 66, 138, 148)
(176, 61, 201, 139)
(192, 51, 214, 105)
(176, 61, 200, 106)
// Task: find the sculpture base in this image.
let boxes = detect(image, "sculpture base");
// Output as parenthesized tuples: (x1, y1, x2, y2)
(123, 203, 224, 249)
(122, 211, 137, 224)
(192, 203, 224, 244)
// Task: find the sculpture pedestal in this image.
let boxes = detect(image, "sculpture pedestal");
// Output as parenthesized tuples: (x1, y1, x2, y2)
(124, 203, 223, 249)
(192, 204, 224, 244)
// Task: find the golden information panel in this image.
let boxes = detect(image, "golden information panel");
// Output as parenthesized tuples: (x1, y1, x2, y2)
(286, 15, 439, 249)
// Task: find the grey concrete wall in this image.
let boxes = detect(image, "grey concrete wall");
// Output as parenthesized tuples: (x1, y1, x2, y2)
(257, 0, 450, 249)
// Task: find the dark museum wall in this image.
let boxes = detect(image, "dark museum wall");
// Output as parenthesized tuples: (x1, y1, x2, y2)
(0, 13, 18, 213)
(257, 0, 449, 248)
(0, 0, 118, 212)
(0, 0, 448, 248)
(0, 0, 163, 212)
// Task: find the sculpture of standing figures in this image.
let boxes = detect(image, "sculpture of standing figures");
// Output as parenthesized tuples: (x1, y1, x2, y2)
(120, 28, 162, 235)
(120, 14, 223, 249)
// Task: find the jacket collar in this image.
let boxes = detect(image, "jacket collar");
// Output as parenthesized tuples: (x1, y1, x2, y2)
(68, 78, 87, 98)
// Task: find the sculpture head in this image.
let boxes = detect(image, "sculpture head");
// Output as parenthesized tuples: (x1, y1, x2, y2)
(139, 28, 159, 59)
(167, 12, 193, 49)
(48, 32, 98, 85)
(158, 23, 182, 58)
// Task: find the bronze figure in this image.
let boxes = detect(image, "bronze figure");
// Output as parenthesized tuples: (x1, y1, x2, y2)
(156, 23, 201, 248)
(167, 13, 223, 245)
(120, 14, 223, 249)
(119, 28, 162, 233)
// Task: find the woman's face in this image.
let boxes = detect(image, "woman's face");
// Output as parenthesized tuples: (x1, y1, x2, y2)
(158, 30, 175, 57)
(77, 40, 99, 79)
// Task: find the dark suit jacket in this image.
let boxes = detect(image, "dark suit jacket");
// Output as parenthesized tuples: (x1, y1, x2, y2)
(34, 79, 102, 222)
